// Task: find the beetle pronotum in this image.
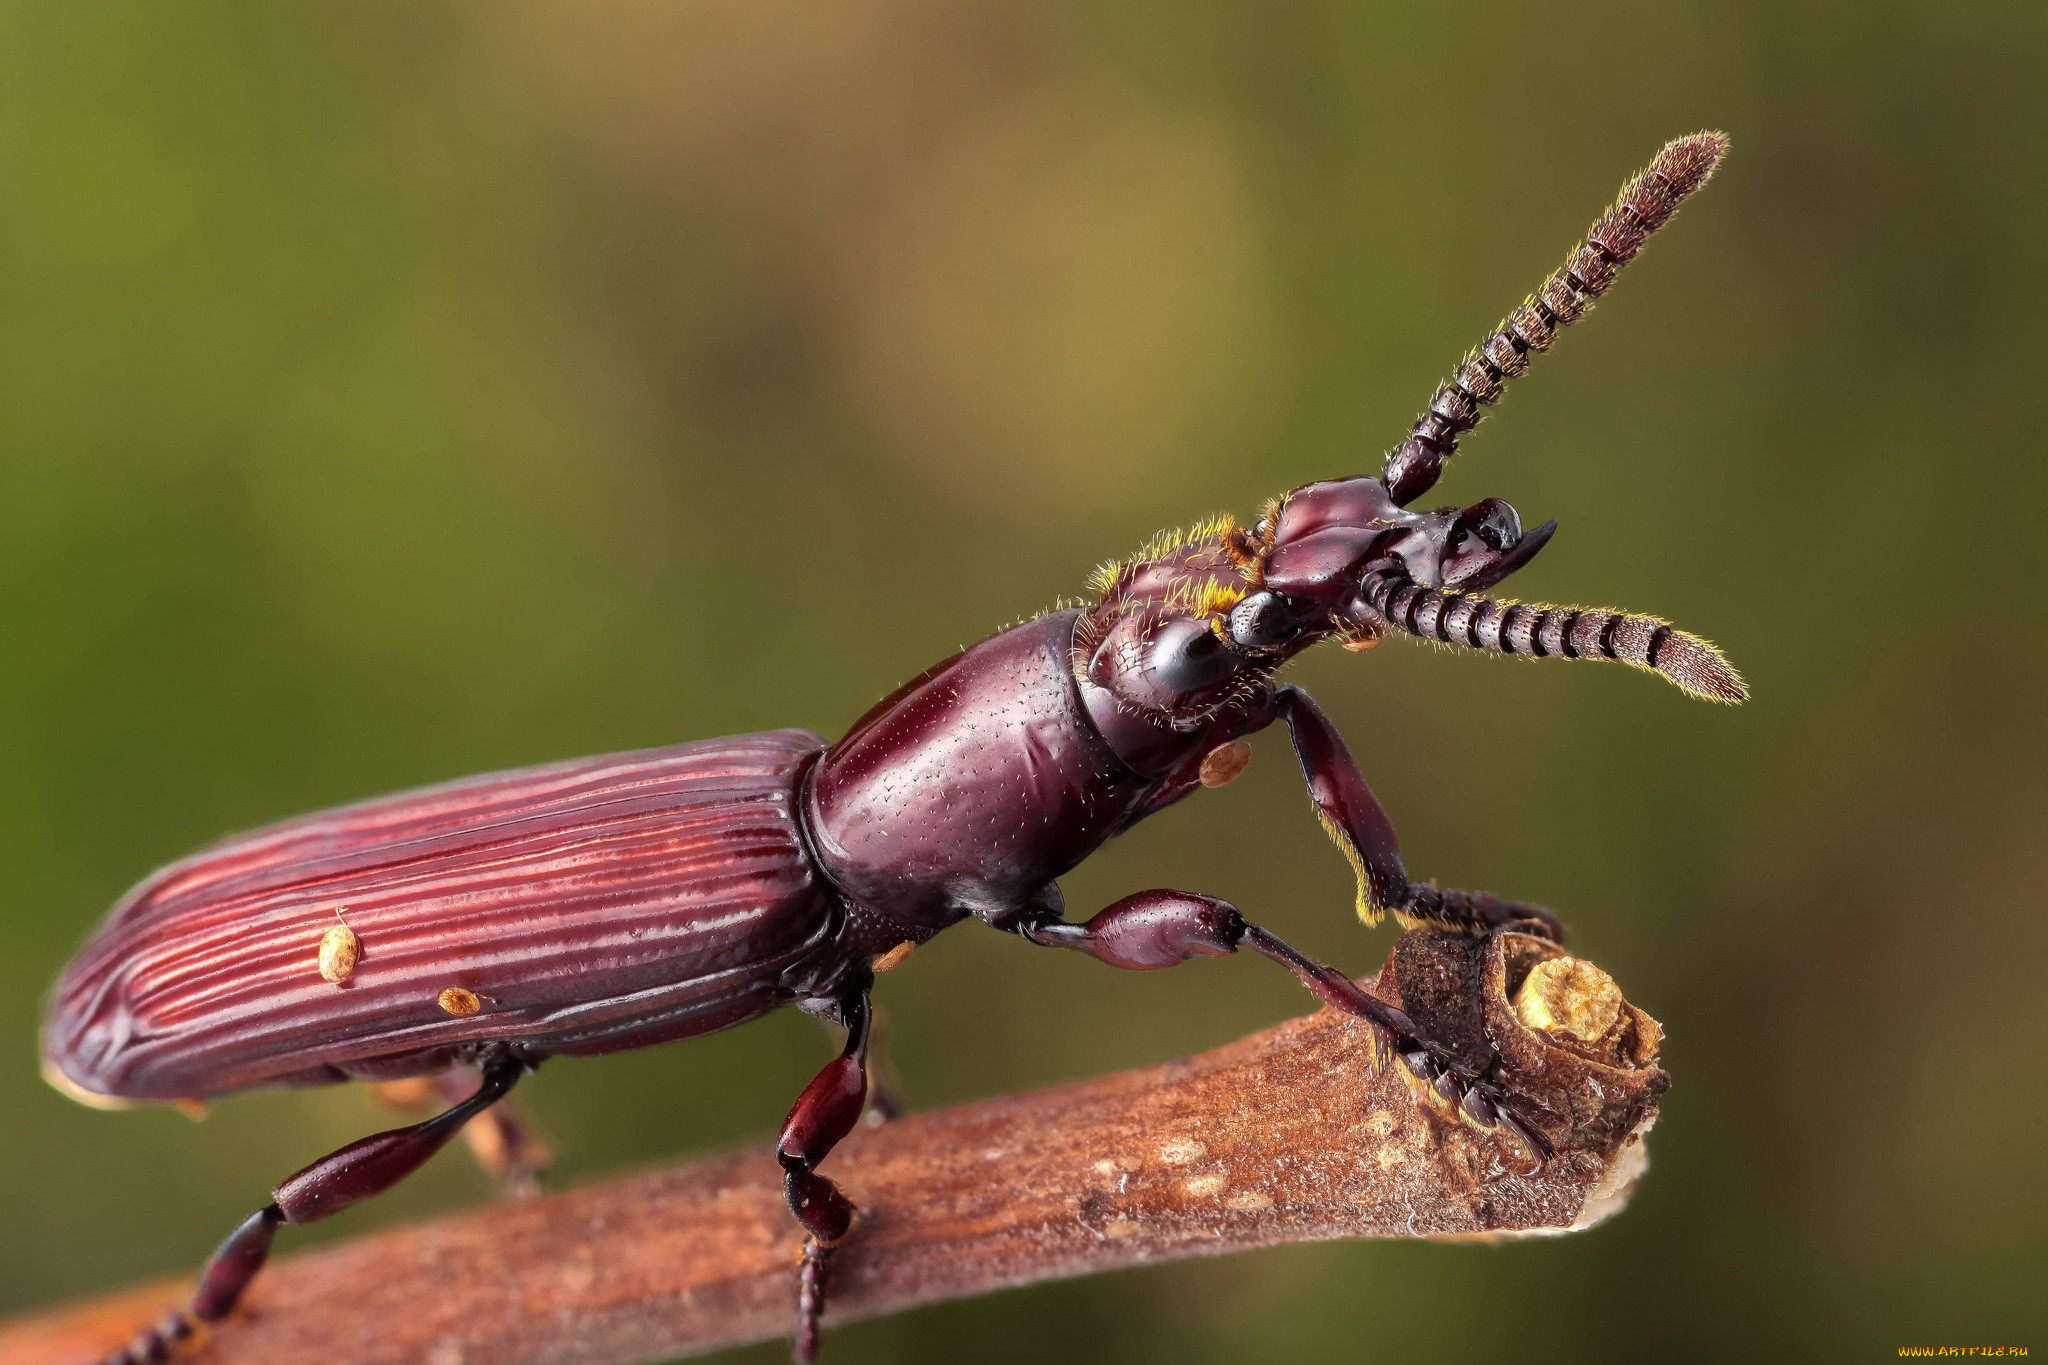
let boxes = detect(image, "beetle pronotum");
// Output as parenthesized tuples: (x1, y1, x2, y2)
(44, 133, 1739, 1365)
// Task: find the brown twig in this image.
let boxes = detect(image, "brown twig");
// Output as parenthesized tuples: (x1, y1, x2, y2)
(0, 929, 1667, 1365)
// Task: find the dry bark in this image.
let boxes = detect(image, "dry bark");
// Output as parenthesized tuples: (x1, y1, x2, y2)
(0, 928, 1667, 1365)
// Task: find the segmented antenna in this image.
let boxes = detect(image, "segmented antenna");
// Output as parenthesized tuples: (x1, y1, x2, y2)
(1359, 567, 1747, 704)
(1381, 132, 1730, 506)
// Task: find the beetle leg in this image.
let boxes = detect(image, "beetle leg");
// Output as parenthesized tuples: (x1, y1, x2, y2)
(1015, 892, 1553, 1168)
(423, 1066, 554, 1198)
(814, 1005, 901, 1127)
(373, 1068, 554, 1198)
(856, 1006, 905, 1126)
(1272, 685, 1567, 942)
(1015, 890, 1418, 1043)
(104, 1047, 529, 1365)
(778, 991, 872, 1363)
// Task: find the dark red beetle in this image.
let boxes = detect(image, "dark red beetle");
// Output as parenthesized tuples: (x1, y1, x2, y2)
(44, 133, 1741, 1365)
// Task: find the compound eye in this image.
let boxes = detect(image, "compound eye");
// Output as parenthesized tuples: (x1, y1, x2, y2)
(1228, 591, 1298, 649)
(1148, 618, 1233, 694)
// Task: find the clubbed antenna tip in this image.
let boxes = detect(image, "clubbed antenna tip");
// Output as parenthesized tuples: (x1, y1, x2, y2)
(1653, 629, 1747, 705)
(1654, 131, 1732, 198)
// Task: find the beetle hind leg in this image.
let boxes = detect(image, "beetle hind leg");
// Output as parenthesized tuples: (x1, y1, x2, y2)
(858, 1007, 905, 1126)
(375, 1065, 554, 1199)
(778, 991, 874, 1363)
(463, 1091, 553, 1199)
(103, 1047, 530, 1365)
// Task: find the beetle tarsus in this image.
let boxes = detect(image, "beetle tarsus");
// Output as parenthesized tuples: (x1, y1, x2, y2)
(789, 1180, 851, 1364)
(104, 1306, 198, 1365)
(777, 992, 872, 1362)
(99, 1206, 281, 1364)
(1393, 1040, 1555, 1172)
(1397, 883, 1567, 943)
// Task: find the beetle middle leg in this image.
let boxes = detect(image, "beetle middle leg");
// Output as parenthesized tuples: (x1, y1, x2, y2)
(778, 989, 873, 1363)
(1016, 891, 1551, 1167)
(105, 1046, 530, 1365)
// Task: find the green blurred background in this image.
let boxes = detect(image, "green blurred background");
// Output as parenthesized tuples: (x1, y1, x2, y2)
(4, 2, 2043, 1361)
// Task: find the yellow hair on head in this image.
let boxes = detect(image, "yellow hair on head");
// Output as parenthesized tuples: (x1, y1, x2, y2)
(1087, 514, 1244, 603)
(1161, 576, 1247, 622)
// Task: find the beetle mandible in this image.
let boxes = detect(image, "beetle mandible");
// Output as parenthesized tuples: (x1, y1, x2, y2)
(44, 132, 1742, 1365)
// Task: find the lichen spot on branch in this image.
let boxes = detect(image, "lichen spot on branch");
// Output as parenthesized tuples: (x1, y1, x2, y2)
(1513, 956, 1624, 1053)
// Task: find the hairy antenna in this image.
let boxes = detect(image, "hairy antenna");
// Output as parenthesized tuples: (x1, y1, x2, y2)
(1358, 567, 1746, 704)
(1381, 131, 1730, 506)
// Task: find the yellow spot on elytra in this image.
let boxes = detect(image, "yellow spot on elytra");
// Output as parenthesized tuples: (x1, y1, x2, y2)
(1103, 1219, 1140, 1239)
(317, 908, 360, 985)
(1183, 1172, 1228, 1198)
(1363, 1110, 1399, 1139)
(1377, 1145, 1407, 1170)
(438, 987, 483, 1017)
(1087, 516, 1247, 604)
(1157, 1137, 1205, 1165)
(871, 940, 916, 973)
(1223, 1189, 1273, 1212)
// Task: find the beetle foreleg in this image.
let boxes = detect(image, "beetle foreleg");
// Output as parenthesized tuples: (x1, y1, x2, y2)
(1273, 686, 1566, 942)
(103, 1048, 528, 1365)
(777, 991, 872, 1363)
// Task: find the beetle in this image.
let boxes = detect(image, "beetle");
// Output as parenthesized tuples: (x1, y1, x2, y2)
(44, 132, 1741, 1365)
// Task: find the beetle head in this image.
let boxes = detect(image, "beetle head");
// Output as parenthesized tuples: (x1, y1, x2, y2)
(1258, 476, 1556, 608)
(1253, 473, 1741, 702)
(1074, 129, 1752, 721)
(1075, 465, 1742, 730)
(1075, 517, 1265, 732)
(1069, 479, 1558, 738)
